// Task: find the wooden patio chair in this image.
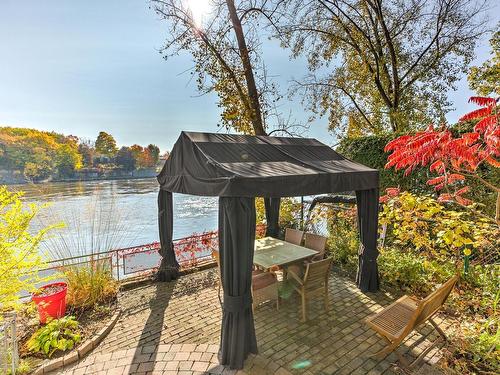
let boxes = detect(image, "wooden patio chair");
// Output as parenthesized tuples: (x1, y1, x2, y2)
(365, 274, 459, 369)
(304, 232, 327, 261)
(212, 249, 278, 311)
(288, 258, 333, 321)
(285, 228, 304, 246)
(252, 271, 279, 311)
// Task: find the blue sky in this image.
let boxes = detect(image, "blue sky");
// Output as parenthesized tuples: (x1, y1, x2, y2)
(0, 0, 497, 153)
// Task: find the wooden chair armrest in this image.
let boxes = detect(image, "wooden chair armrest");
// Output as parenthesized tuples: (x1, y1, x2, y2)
(253, 272, 274, 280)
(287, 269, 304, 286)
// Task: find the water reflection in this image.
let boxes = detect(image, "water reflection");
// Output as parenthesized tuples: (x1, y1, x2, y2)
(13, 178, 218, 258)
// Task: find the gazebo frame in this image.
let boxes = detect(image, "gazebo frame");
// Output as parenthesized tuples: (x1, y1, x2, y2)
(157, 131, 380, 369)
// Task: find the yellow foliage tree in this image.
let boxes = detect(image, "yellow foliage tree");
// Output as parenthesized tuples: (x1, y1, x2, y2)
(0, 186, 60, 313)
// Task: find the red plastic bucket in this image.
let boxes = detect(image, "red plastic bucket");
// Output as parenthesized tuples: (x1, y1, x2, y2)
(32, 282, 67, 324)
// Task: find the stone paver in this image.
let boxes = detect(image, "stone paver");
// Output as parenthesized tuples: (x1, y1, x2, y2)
(57, 268, 448, 374)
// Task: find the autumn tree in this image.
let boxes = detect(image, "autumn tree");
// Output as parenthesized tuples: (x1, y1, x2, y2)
(468, 28, 500, 96)
(78, 139, 96, 168)
(284, 0, 489, 135)
(147, 144, 160, 164)
(130, 145, 144, 167)
(129, 144, 155, 168)
(56, 143, 83, 177)
(384, 96, 499, 224)
(95, 131, 118, 157)
(0, 127, 82, 180)
(115, 146, 136, 171)
(150, 0, 292, 136)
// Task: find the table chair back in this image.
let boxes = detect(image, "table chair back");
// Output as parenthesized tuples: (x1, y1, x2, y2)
(303, 258, 333, 291)
(285, 228, 304, 246)
(304, 233, 327, 260)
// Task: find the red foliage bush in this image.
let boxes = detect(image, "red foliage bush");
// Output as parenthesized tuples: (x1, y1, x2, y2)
(384, 96, 499, 221)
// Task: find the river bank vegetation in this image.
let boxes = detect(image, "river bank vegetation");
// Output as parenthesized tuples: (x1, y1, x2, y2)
(0, 127, 165, 183)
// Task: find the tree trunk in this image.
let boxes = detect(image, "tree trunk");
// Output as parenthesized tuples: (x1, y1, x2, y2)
(388, 107, 398, 132)
(225, 0, 266, 136)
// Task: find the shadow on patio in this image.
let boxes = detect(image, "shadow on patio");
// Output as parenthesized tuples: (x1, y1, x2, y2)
(57, 268, 449, 375)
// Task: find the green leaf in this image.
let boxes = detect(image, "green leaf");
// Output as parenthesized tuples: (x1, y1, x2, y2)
(43, 340, 51, 355)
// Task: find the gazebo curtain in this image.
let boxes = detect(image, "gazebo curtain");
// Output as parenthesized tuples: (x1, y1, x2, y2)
(218, 197, 258, 369)
(264, 197, 280, 237)
(157, 188, 380, 368)
(156, 132, 382, 370)
(355, 188, 380, 292)
(157, 190, 180, 281)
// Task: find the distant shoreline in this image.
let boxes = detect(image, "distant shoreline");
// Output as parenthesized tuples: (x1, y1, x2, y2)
(0, 168, 159, 185)
(2, 175, 158, 186)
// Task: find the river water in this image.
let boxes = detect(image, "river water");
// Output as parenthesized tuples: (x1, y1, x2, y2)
(12, 178, 218, 259)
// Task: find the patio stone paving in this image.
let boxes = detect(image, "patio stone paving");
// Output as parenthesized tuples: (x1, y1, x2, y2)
(56, 268, 449, 374)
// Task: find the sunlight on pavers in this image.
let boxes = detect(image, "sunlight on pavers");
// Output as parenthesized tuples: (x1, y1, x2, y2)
(57, 268, 448, 374)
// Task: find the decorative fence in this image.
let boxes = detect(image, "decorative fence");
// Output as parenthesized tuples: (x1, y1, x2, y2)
(0, 312, 18, 375)
(39, 224, 268, 282)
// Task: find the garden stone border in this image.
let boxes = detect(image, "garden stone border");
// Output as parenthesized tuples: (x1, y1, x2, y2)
(32, 309, 121, 375)
(119, 261, 218, 291)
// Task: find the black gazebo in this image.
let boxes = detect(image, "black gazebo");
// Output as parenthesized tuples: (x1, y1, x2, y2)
(157, 131, 380, 369)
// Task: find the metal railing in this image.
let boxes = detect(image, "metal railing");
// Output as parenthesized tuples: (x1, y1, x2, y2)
(36, 224, 268, 283)
(38, 233, 217, 282)
(0, 312, 18, 375)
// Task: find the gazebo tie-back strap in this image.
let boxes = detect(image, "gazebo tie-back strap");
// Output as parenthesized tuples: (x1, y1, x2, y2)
(223, 292, 252, 312)
(358, 243, 365, 255)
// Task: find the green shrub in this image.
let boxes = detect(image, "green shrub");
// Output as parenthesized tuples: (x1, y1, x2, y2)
(0, 186, 61, 313)
(6, 359, 32, 375)
(326, 207, 359, 272)
(27, 316, 81, 358)
(337, 134, 430, 192)
(378, 247, 455, 295)
(445, 285, 499, 374)
(470, 310, 499, 369)
(379, 191, 497, 262)
(460, 264, 500, 314)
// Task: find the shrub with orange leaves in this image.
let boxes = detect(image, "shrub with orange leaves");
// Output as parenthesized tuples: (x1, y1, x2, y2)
(384, 96, 499, 223)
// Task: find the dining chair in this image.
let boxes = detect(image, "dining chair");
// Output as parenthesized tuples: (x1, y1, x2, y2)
(288, 257, 333, 321)
(252, 271, 279, 310)
(285, 228, 304, 246)
(211, 249, 278, 310)
(304, 232, 328, 261)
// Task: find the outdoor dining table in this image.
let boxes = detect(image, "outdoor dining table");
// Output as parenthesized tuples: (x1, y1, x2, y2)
(253, 237, 318, 276)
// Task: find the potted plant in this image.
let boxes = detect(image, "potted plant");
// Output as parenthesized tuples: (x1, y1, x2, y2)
(31, 282, 68, 324)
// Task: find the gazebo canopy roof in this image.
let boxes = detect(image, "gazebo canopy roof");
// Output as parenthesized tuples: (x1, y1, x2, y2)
(157, 131, 379, 197)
